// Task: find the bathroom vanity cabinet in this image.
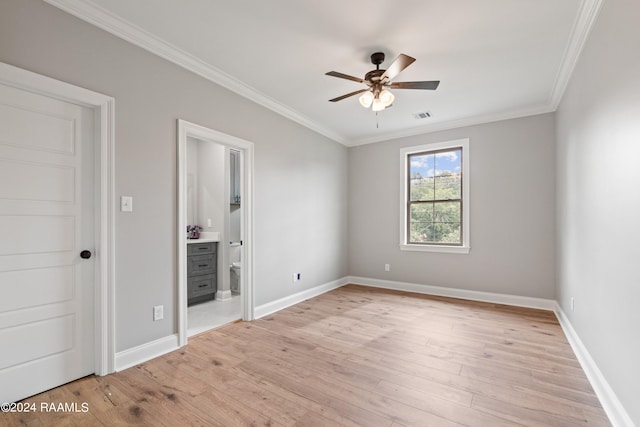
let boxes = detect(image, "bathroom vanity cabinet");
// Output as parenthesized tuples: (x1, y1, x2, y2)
(187, 242, 217, 306)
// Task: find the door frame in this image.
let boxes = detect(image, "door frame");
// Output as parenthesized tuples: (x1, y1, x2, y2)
(177, 119, 255, 346)
(0, 62, 116, 375)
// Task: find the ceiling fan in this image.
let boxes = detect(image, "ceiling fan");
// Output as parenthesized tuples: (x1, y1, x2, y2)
(326, 52, 439, 112)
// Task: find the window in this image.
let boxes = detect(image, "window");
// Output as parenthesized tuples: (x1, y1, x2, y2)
(400, 139, 470, 253)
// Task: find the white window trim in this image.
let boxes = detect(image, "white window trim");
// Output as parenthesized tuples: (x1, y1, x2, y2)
(399, 138, 470, 254)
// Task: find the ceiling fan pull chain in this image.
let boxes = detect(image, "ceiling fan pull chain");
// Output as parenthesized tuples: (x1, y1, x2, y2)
(376, 111, 379, 129)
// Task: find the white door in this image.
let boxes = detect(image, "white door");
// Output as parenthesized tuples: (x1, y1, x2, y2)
(0, 82, 95, 403)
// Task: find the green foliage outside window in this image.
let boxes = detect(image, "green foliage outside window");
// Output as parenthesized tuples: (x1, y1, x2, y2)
(408, 149, 462, 245)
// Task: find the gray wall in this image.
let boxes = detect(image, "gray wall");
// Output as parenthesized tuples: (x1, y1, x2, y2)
(195, 139, 225, 235)
(348, 114, 556, 299)
(0, 0, 348, 352)
(556, 0, 640, 423)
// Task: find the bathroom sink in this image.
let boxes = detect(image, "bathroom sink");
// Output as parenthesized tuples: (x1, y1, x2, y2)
(187, 231, 220, 243)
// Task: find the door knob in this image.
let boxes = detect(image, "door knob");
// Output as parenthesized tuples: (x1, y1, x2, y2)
(80, 250, 92, 259)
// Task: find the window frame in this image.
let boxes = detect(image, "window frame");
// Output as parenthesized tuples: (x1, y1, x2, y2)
(399, 138, 470, 254)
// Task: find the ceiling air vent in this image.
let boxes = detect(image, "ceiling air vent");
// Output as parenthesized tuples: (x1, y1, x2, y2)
(413, 111, 432, 120)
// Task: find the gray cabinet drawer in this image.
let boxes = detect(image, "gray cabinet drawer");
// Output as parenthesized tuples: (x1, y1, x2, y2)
(187, 242, 216, 256)
(188, 274, 216, 298)
(186, 242, 218, 306)
(187, 254, 216, 276)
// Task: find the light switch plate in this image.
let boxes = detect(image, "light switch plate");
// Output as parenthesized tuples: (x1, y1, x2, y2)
(121, 196, 133, 212)
(153, 305, 163, 321)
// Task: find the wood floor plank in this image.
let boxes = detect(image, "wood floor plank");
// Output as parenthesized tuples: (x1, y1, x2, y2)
(234, 357, 392, 426)
(8, 285, 610, 426)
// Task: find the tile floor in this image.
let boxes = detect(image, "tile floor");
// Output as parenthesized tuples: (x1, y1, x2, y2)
(187, 295, 242, 336)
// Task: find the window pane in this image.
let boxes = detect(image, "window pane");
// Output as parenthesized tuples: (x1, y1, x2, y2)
(434, 173, 461, 199)
(434, 149, 461, 199)
(431, 221, 461, 243)
(409, 201, 461, 244)
(409, 203, 432, 243)
(410, 176, 434, 201)
(434, 149, 461, 176)
(434, 200, 461, 243)
(410, 203, 433, 222)
(433, 201, 460, 223)
(409, 153, 435, 201)
(410, 222, 432, 243)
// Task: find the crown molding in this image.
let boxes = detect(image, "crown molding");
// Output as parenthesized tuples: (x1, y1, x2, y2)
(347, 104, 555, 146)
(42, 0, 347, 145)
(549, 0, 605, 109)
(43, 0, 602, 148)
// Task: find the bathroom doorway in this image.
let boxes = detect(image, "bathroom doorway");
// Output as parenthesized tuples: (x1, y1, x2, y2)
(177, 120, 254, 346)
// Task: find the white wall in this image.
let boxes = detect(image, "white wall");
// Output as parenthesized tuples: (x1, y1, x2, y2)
(0, 0, 349, 352)
(349, 114, 556, 298)
(195, 139, 225, 234)
(556, 0, 640, 424)
(186, 138, 199, 226)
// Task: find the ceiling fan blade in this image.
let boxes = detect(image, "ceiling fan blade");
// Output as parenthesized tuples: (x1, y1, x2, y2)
(325, 71, 365, 83)
(388, 81, 440, 90)
(329, 89, 368, 102)
(381, 54, 416, 82)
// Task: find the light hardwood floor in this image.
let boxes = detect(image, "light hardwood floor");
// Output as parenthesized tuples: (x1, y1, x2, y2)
(4, 285, 610, 426)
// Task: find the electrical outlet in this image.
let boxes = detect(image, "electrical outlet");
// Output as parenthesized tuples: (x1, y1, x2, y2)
(120, 196, 133, 212)
(384, 264, 390, 272)
(153, 305, 164, 321)
(207, 218, 212, 227)
(570, 297, 575, 312)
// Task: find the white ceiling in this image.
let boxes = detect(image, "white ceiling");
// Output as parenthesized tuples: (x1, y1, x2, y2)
(45, 0, 601, 146)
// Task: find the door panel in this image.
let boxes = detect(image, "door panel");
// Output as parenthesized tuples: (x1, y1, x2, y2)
(0, 102, 75, 154)
(0, 215, 75, 255)
(0, 266, 73, 312)
(0, 82, 94, 403)
(0, 159, 75, 202)
(0, 315, 74, 370)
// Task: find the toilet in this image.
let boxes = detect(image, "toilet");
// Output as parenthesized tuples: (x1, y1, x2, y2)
(229, 243, 241, 295)
(230, 262, 241, 294)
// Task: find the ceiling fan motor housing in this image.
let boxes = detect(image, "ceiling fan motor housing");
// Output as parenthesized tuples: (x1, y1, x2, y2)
(365, 69, 385, 84)
(371, 52, 385, 66)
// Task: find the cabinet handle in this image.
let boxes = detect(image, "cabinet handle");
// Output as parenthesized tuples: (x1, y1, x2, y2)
(198, 264, 208, 267)
(198, 284, 207, 288)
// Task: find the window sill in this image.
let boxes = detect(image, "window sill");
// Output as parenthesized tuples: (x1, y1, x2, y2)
(400, 244, 470, 254)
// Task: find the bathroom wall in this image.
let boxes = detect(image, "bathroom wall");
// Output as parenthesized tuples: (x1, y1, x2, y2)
(186, 138, 199, 226)
(230, 150, 242, 244)
(0, 0, 349, 352)
(187, 136, 225, 236)
(195, 139, 225, 234)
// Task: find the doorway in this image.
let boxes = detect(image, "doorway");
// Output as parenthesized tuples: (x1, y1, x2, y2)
(177, 120, 254, 346)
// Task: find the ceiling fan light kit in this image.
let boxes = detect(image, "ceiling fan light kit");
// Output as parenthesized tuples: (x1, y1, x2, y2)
(359, 91, 374, 108)
(326, 52, 439, 113)
(379, 89, 394, 106)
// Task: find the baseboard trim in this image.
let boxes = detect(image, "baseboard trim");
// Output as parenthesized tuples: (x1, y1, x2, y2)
(346, 276, 557, 311)
(254, 276, 350, 319)
(553, 304, 634, 427)
(114, 334, 180, 372)
(110, 277, 630, 427)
